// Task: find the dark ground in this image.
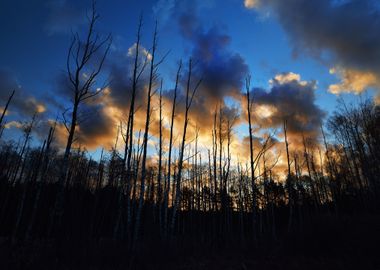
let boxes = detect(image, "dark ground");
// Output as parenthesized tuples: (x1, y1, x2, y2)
(1, 214, 379, 270)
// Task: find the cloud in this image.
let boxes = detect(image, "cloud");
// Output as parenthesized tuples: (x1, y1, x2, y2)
(53, 41, 159, 150)
(152, 1, 250, 149)
(248, 72, 325, 142)
(230, 72, 327, 175)
(328, 67, 380, 94)
(105, 43, 151, 112)
(190, 28, 249, 101)
(4, 121, 23, 130)
(247, 0, 380, 97)
(166, 8, 249, 135)
(51, 98, 120, 150)
(0, 68, 46, 117)
(41, 0, 324, 159)
(244, 0, 260, 9)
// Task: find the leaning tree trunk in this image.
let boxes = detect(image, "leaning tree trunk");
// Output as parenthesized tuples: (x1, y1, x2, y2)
(0, 90, 15, 139)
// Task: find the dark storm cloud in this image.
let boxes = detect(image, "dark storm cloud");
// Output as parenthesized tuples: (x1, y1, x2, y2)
(52, 102, 117, 150)
(161, 25, 248, 133)
(250, 0, 380, 94)
(106, 47, 150, 113)
(190, 28, 249, 101)
(264, 0, 380, 70)
(158, 2, 249, 131)
(154, 0, 248, 102)
(75, 104, 116, 149)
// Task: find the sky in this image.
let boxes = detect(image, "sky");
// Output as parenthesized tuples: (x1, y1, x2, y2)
(1, 0, 379, 167)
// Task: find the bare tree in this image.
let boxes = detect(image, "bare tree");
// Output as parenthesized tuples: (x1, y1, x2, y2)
(53, 1, 112, 234)
(170, 59, 201, 235)
(164, 61, 182, 237)
(283, 119, 293, 231)
(12, 112, 39, 239)
(133, 21, 163, 247)
(26, 122, 56, 239)
(113, 15, 147, 240)
(0, 90, 15, 139)
(157, 80, 164, 233)
(123, 14, 151, 234)
(245, 75, 257, 238)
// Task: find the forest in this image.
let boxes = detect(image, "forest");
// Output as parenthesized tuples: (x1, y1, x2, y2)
(1, 2, 380, 270)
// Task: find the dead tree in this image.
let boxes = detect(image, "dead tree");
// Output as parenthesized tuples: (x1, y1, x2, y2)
(52, 1, 111, 235)
(12, 112, 39, 239)
(321, 124, 338, 213)
(26, 122, 56, 239)
(170, 59, 201, 235)
(122, 14, 149, 235)
(283, 119, 293, 232)
(12, 112, 38, 184)
(302, 134, 319, 210)
(164, 61, 182, 237)
(245, 76, 257, 238)
(133, 22, 160, 247)
(0, 90, 15, 139)
(157, 80, 164, 233)
(212, 109, 218, 211)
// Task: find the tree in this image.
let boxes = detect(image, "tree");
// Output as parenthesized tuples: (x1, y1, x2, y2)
(170, 59, 201, 235)
(0, 90, 15, 139)
(283, 119, 293, 231)
(133, 21, 160, 247)
(164, 61, 182, 237)
(52, 1, 112, 234)
(245, 75, 257, 238)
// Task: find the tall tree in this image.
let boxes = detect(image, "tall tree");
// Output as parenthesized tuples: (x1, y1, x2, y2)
(133, 21, 160, 247)
(164, 61, 182, 237)
(52, 1, 111, 234)
(124, 15, 150, 233)
(245, 76, 257, 239)
(170, 59, 201, 235)
(283, 119, 293, 231)
(157, 80, 164, 234)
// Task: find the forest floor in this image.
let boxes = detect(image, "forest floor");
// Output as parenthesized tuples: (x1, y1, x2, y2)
(0, 213, 379, 269)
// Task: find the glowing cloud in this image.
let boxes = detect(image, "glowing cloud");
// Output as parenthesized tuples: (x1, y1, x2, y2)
(244, 0, 260, 9)
(329, 67, 380, 95)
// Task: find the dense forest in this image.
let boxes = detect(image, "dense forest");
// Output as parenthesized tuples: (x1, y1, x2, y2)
(1, 3, 380, 270)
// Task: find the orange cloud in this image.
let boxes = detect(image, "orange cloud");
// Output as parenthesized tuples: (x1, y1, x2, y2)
(244, 0, 260, 9)
(329, 67, 380, 95)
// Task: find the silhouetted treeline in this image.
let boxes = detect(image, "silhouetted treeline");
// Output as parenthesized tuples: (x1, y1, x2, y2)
(1, 98, 380, 244)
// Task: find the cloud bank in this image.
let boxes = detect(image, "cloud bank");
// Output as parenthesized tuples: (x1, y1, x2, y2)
(246, 0, 380, 98)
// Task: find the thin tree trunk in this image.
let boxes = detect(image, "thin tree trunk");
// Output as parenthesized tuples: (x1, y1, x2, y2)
(164, 61, 182, 237)
(0, 90, 15, 139)
(246, 76, 257, 240)
(283, 120, 293, 232)
(170, 59, 201, 236)
(133, 22, 158, 248)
